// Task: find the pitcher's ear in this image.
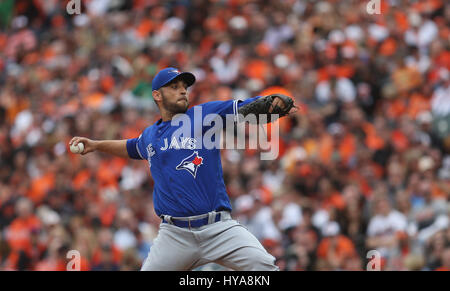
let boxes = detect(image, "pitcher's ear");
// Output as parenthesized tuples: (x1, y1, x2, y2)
(152, 90, 162, 102)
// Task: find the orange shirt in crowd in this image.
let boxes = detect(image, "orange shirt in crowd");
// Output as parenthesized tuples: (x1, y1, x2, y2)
(34, 259, 66, 271)
(339, 134, 356, 164)
(35, 255, 90, 271)
(317, 235, 356, 260)
(6, 215, 41, 255)
(245, 59, 270, 81)
(321, 191, 346, 211)
(27, 172, 55, 204)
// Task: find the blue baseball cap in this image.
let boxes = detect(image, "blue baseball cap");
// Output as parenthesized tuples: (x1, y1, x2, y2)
(151, 67, 196, 91)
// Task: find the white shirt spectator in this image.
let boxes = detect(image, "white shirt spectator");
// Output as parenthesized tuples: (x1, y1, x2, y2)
(114, 228, 137, 251)
(247, 207, 281, 242)
(405, 20, 438, 52)
(405, 55, 431, 74)
(209, 56, 240, 84)
(368, 24, 389, 42)
(262, 169, 285, 194)
(87, 0, 111, 16)
(120, 165, 147, 191)
(315, 78, 356, 103)
(345, 24, 365, 42)
(263, 25, 294, 51)
(367, 210, 408, 237)
(278, 203, 302, 231)
(312, 209, 330, 230)
(431, 84, 450, 117)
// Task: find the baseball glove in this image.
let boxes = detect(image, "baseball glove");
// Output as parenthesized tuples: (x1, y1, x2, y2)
(238, 94, 296, 123)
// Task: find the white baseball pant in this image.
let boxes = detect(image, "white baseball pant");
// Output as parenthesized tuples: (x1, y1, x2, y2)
(140, 216, 279, 271)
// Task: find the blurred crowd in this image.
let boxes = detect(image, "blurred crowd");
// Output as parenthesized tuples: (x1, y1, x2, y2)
(0, 0, 449, 271)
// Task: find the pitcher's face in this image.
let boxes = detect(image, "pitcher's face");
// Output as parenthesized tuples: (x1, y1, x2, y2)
(158, 79, 189, 114)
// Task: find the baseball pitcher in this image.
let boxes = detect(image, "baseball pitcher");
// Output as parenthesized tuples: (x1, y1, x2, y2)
(69, 67, 295, 270)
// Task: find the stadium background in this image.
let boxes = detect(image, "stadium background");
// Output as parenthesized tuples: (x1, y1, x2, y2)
(0, 0, 449, 271)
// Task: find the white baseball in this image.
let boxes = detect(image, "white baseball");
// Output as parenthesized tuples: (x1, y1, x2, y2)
(70, 142, 84, 154)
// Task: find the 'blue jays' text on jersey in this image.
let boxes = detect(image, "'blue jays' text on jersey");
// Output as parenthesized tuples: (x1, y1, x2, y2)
(126, 97, 260, 217)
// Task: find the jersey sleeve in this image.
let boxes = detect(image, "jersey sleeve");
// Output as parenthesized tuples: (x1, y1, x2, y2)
(200, 96, 262, 121)
(236, 96, 262, 110)
(126, 134, 147, 160)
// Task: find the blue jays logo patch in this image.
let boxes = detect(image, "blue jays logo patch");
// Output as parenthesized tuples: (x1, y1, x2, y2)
(176, 151, 204, 178)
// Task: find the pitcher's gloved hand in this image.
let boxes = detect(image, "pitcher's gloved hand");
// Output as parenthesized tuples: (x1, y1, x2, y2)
(267, 94, 295, 116)
(238, 94, 297, 123)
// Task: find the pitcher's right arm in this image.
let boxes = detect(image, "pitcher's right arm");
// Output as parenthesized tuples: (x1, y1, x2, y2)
(69, 137, 129, 158)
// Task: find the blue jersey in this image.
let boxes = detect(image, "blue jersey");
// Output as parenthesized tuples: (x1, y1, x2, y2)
(126, 97, 260, 217)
